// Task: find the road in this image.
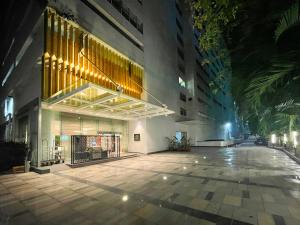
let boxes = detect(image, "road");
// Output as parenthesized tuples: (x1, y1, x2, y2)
(0, 145, 300, 225)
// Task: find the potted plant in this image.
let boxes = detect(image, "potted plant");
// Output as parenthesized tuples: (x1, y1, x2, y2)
(165, 136, 177, 150)
(178, 136, 192, 151)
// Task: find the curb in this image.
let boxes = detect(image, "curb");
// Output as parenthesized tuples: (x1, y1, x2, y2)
(269, 146, 300, 165)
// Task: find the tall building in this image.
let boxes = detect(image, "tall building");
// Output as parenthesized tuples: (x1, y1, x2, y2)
(0, 0, 235, 167)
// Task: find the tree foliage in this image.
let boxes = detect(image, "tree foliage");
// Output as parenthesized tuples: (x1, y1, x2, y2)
(190, 0, 300, 136)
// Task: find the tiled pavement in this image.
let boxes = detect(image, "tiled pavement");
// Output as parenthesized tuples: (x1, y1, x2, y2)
(1, 146, 300, 225)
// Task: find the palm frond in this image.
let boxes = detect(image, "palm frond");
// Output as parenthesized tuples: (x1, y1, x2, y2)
(275, 99, 295, 112)
(275, 1, 300, 42)
(244, 64, 292, 106)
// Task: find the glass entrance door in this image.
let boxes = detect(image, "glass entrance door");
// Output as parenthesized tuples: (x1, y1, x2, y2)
(71, 134, 120, 164)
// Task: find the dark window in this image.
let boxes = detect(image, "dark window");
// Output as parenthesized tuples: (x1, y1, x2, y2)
(175, 2, 183, 16)
(106, 0, 143, 33)
(197, 97, 209, 106)
(213, 98, 222, 108)
(195, 46, 202, 56)
(176, 18, 183, 33)
(178, 63, 185, 74)
(180, 107, 187, 116)
(194, 31, 199, 40)
(198, 76, 209, 88)
(177, 33, 184, 47)
(180, 92, 186, 102)
(177, 47, 184, 60)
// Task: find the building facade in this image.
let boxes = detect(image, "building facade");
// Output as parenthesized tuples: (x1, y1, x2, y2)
(0, 0, 236, 167)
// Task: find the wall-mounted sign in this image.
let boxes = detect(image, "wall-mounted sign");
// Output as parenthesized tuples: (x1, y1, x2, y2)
(134, 134, 140, 141)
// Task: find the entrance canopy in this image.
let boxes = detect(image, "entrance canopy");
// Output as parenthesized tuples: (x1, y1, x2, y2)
(42, 82, 174, 120)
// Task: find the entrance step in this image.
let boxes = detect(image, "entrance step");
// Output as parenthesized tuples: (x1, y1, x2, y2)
(31, 166, 50, 174)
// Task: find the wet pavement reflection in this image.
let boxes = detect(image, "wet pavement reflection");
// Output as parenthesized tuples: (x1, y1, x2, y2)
(0, 145, 300, 225)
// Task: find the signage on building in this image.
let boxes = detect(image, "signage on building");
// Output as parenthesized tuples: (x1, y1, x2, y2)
(134, 134, 140, 141)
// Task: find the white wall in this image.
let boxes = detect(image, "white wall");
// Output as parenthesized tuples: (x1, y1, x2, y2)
(128, 116, 189, 153)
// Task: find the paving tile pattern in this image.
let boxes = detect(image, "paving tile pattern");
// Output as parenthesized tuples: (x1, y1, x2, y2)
(0, 146, 300, 225)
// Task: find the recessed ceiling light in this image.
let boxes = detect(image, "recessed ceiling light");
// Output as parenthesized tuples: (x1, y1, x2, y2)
(122, 195, 128, 202)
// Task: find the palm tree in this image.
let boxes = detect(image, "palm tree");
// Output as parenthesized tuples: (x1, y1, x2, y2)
(242, 1, 300, 137)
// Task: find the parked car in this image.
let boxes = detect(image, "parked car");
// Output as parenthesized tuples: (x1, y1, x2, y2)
(254, 137, 268, 146)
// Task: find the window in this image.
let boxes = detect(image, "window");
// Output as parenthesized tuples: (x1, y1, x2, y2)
(178, 63, 185, 74)
(180, 107, 187, 116)
(177, 47, 184, 60)
(175, 2, 183, 17)
(179, 76, 186, 88)
(176, 18, 183, 33)
(195, 46, 201, 56)
(180, 92, 186, 102)
(213, 98, 222, 108)
(176, 131, 187, 143)
(177, 33, 184, 47)
(197, 97, 209, 106)
(197, 85, 204, 93)
(198, 76, 209, 89)
(106, 0, 143, 33)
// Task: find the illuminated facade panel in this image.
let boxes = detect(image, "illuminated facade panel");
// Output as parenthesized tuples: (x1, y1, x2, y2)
(43, 8, 143, 101)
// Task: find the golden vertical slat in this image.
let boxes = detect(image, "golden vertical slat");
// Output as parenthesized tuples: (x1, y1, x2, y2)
(89, 38, 93, 82)
(74, 28, 80, 88)
(95, 42, 99, 84)
(56, 17, 62, 93)
(103, 47, 107, 88)
(100, 44, 104, 87)
(87, 36, 91, 81)
(44, 10, 144, 100)
(84, 35, 88, 73)
(43, 10, 51, 99)
(109, 49, 112, 89)
(62, 20, 67, 92)
(92, 40, 97, 83)
(49, 13, 55, 96)
(52, 14, 58, 95)
(67, 25, 72, 89)
(71, 26, 75, 90)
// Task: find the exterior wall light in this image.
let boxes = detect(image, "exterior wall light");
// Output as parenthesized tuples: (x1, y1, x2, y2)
(292, 131, 298, 147)
(224, 122, 232, 140)
(271, 134, 276, 144)
(283, 134, 288, 144)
